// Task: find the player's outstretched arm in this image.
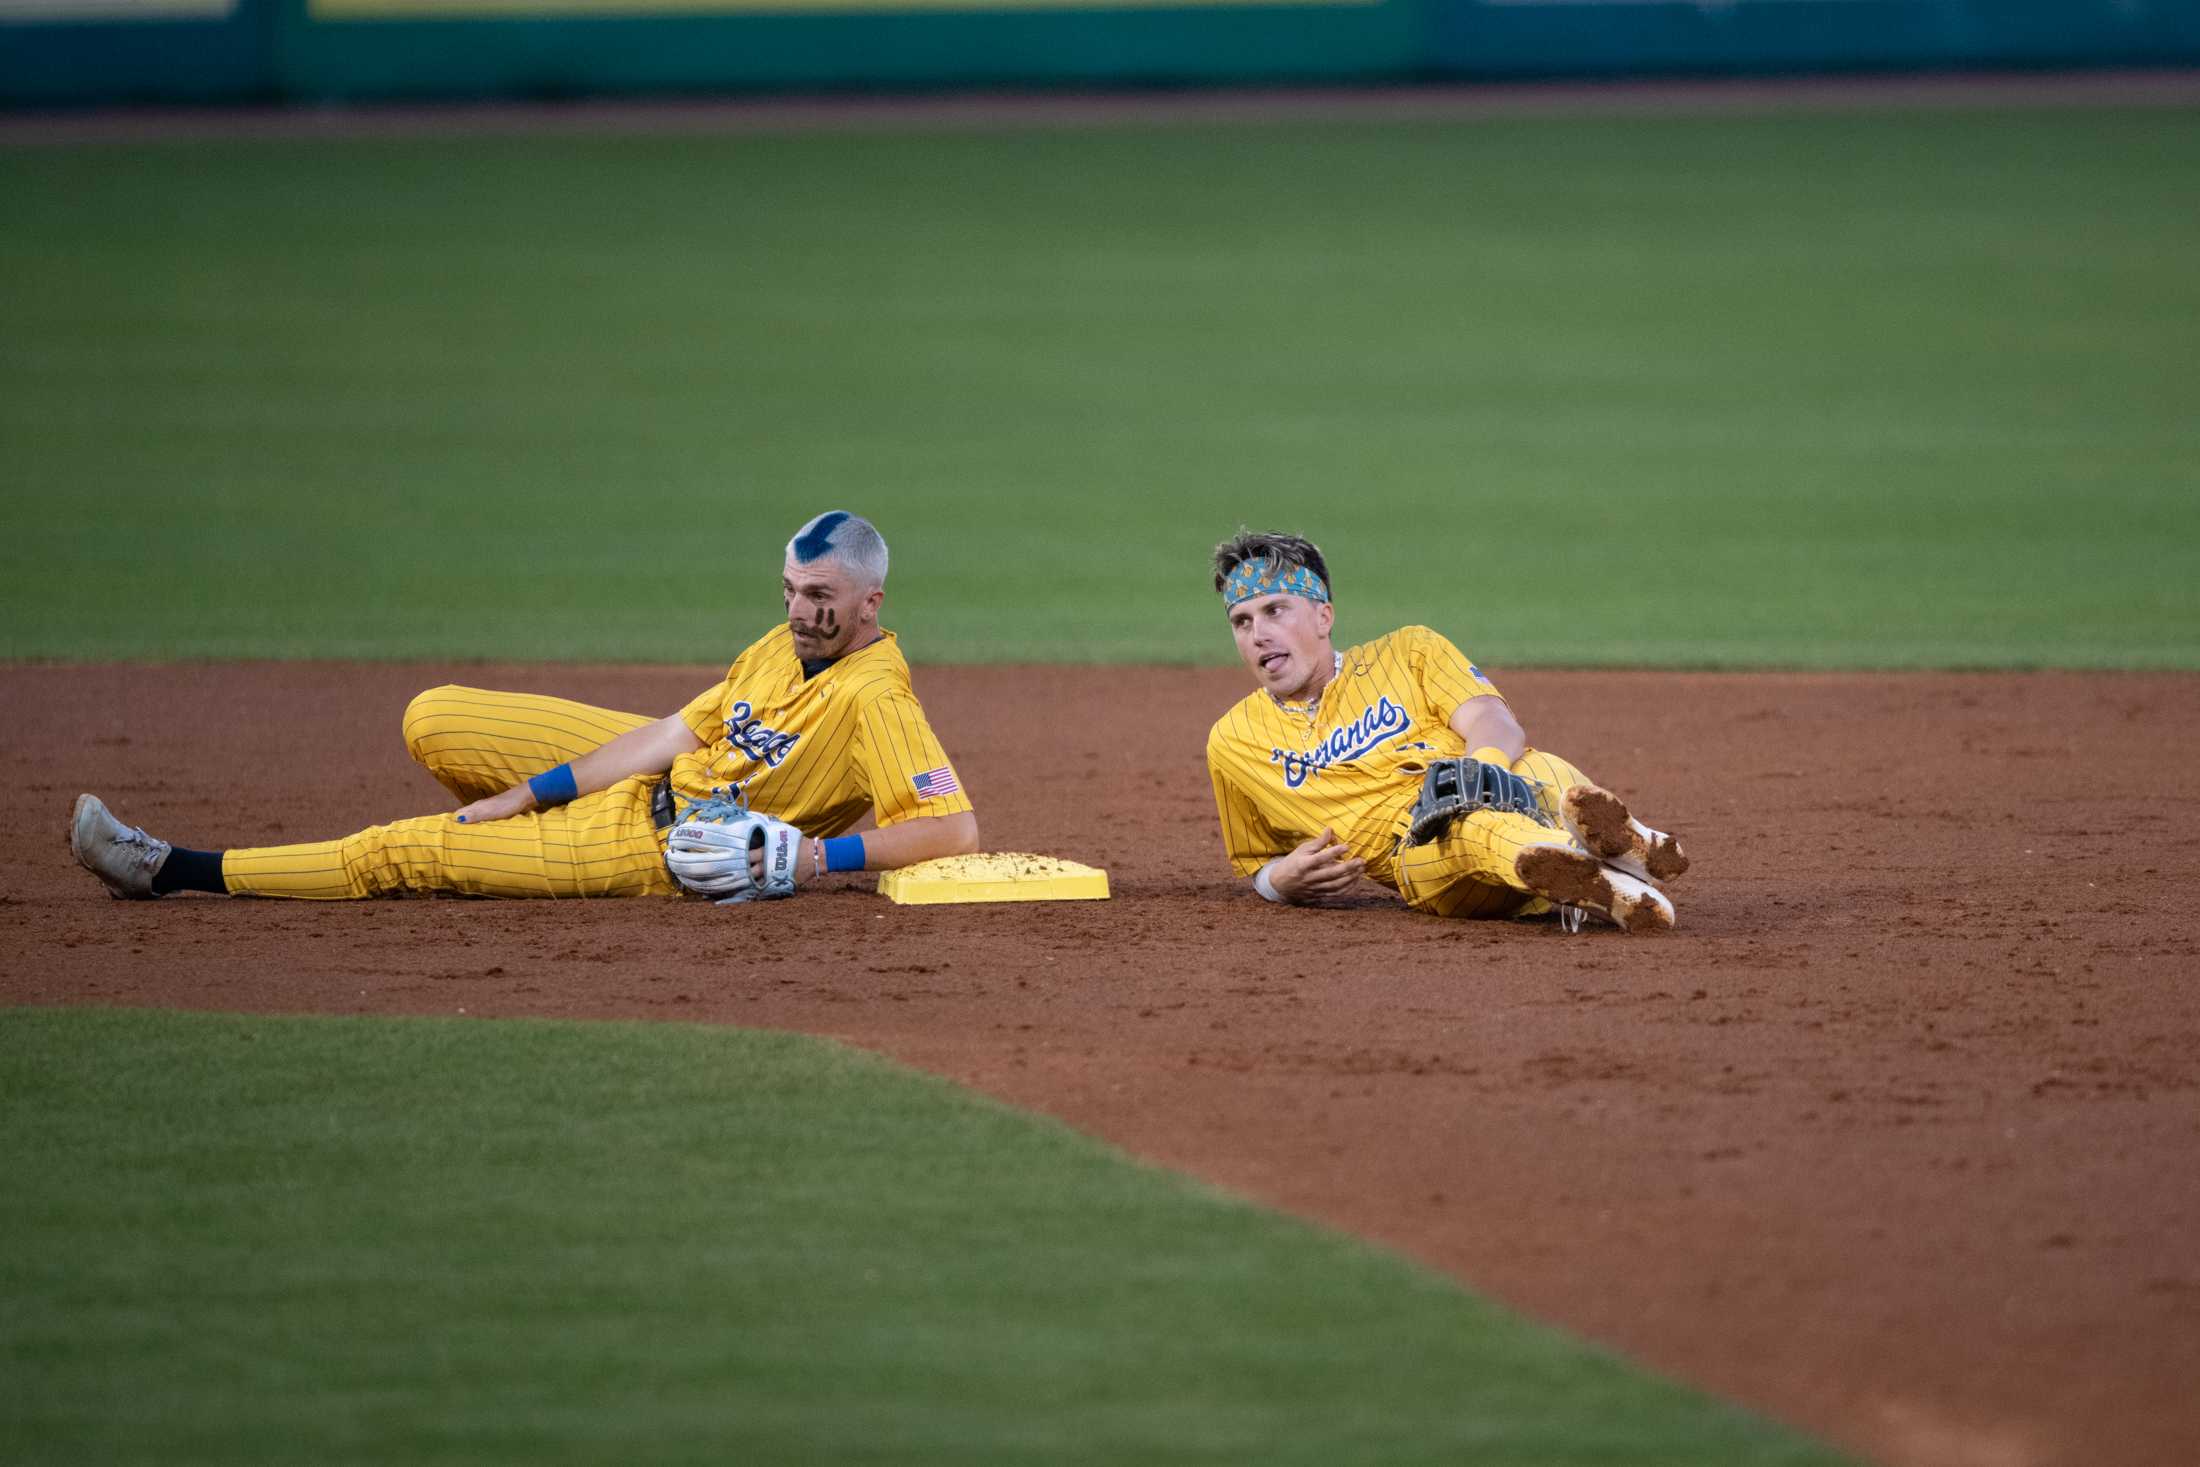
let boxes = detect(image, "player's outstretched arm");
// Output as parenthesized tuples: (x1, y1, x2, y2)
(1450, 696, 1528, 766)
(732, 810, 981, 893)
(455, 714, 705, 825)
(1255, 828, 1366, 904)
(824, 811, 980, 876)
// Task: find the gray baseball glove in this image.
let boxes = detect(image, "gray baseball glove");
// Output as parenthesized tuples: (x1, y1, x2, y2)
(1404, 757, 1554, 847)
(665, 795, 802, 903)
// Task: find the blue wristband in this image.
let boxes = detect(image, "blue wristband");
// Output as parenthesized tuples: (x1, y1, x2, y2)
(527, 763, 578, 807)
(823, 835, 865, 873)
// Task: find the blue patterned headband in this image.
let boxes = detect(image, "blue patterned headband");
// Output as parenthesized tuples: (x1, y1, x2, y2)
(1222, 557, 1330, 609)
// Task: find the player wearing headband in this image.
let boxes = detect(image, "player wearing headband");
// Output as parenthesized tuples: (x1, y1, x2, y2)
(1203, 531, 1688, 932)
(69, 511, 978, 903)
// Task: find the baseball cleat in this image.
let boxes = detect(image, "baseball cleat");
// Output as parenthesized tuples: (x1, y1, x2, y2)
(1560, 784, 1689, 884)
(69, 793, 171, 899)
(1515, 842, 1674, 934)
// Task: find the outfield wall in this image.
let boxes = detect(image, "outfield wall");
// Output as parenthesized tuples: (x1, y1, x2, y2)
(6, 0, 2200, 106)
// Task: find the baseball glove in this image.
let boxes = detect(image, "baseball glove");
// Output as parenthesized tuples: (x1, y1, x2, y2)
(1404, 757, 1554, 847)
(665, 795, 802, 903)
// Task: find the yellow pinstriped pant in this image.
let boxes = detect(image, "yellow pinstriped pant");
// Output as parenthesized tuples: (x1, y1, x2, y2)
(1393, 747, 1594, 919)
(221, 686, 679, 900)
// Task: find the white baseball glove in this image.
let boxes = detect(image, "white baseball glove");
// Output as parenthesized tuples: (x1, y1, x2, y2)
(665, 799, 802, 904)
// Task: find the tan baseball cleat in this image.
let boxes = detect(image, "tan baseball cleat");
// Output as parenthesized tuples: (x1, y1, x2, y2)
(69, 793, 171, 899)
(1515, 842, 1675, 934)
(1560, 783, 1689, 884)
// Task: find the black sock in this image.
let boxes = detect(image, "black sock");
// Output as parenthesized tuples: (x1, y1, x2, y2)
(151, 847, 227, 896)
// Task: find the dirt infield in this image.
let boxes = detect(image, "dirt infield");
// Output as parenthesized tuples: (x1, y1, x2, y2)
(6, 662, 2198, 1467)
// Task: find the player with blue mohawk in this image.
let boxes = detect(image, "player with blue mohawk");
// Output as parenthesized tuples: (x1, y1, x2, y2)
(70, 511, 980, 904)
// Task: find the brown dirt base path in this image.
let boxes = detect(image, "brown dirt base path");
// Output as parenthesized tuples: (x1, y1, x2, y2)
(6, 663, 2198, 1467)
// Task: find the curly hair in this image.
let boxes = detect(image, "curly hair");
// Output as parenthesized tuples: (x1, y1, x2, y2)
(1211, 530, 1331, 597)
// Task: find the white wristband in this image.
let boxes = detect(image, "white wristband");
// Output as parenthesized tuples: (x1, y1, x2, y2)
(1252, 860, 1286, 904)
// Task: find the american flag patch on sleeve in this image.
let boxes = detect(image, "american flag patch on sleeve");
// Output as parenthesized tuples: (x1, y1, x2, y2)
(912, 766, 961, 799)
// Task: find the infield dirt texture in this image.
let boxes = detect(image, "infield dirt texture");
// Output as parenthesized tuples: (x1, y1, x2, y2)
(6, 75, 2200, 1467)
(8, 661, 2199, 1465)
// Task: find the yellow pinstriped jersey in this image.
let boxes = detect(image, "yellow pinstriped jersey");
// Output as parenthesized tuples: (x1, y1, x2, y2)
(671, 626, 973, 837)
(1206, 625, 1502, 889)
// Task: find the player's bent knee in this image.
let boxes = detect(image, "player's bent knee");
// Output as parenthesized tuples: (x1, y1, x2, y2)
(402, 685, 471, 763)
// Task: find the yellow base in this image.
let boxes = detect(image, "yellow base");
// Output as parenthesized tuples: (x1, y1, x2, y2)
(878, 852, 1111, 905)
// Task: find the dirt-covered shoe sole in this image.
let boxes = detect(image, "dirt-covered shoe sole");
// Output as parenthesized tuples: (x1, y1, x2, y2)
(1515, 843, 1675, 935)
(1561, 784, 1689, 884)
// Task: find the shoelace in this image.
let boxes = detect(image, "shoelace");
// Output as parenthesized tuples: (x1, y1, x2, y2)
(677, 793, 752, 826)
(112, 824, 165, 867)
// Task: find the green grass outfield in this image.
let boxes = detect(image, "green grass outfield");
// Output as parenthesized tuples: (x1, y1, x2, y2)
(3, 106, 2196, 667)
(0, 1008, 1847, 1465)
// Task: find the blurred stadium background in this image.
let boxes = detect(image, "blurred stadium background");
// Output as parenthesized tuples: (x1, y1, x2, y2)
(7, 0, 2200, 108)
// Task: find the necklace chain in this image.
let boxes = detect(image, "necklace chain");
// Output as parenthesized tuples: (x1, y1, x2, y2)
(1269, 651, 1345, 723)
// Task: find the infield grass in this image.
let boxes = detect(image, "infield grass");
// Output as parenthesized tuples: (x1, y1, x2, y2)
(0, 1007, 1847, 1464)
(3, 106, 2196, 667)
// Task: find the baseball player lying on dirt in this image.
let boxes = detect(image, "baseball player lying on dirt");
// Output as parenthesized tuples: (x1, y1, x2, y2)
(1205, 531, 1687, 933)
(69, 511, 979, 904)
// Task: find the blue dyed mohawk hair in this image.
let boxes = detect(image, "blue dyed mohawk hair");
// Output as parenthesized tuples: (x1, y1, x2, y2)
(786, 511, 889, 587)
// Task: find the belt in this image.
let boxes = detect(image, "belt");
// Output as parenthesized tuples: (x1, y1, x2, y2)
(649, 776, 676, 833)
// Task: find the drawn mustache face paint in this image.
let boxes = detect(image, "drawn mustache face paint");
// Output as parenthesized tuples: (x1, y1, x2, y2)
(784, 556, 876, 663)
